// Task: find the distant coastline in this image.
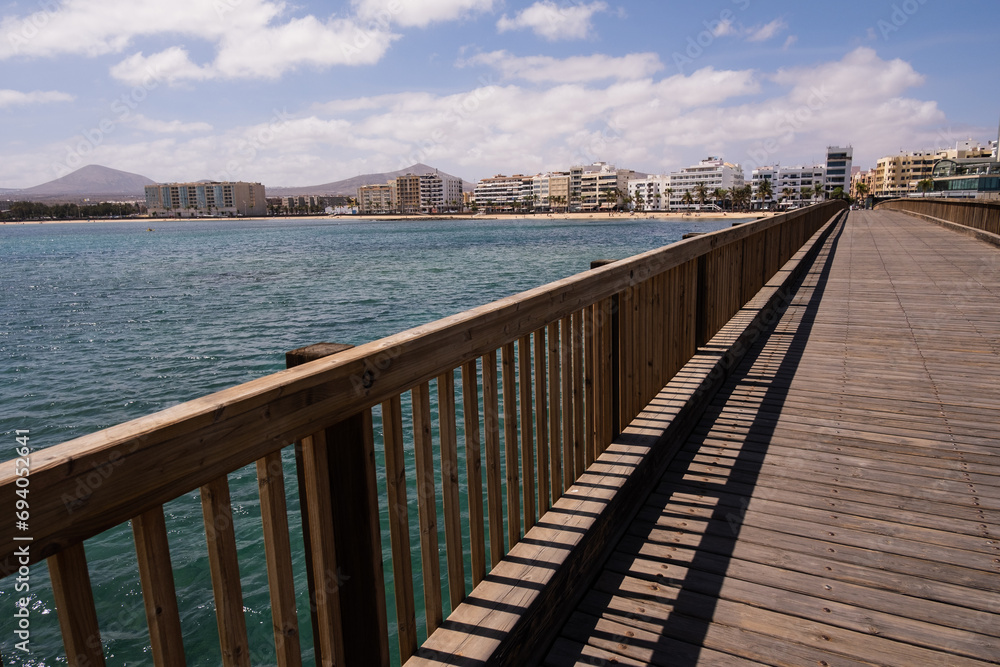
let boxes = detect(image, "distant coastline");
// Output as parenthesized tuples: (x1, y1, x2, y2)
(1, 210, 769, 225)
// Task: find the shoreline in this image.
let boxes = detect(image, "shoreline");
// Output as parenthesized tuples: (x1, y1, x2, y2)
(1, 210, 771, 226)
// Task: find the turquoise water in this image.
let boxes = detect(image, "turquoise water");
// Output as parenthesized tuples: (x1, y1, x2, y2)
(0, 215, 736, 665)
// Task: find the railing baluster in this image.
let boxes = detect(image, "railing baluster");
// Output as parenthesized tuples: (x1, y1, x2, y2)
(413, 381, 443, 634)
(200, 475, 250, 667)
(572, 311, 586, 479)
(584, 303, 598, 466)
(560, 316, 574, 487)
(517, 335, 536, 531)
(438, 370, 465, 611)
(132, 505, 186, 666)
(547, 321, 562, 502)
(501, 342, 521, 548)
(483, 350, 505, 567)
(48, 543, 105, 667)
(383, 394, 417, 661)
(461, 360, 487, 587)
(255, 451, 301, 667)
(534, 328, 550, 515)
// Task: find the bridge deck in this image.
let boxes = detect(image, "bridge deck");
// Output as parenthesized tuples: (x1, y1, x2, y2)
(545, 210, 1000, 666)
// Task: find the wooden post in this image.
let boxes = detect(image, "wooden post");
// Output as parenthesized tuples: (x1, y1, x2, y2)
(286, 343, 389, 667)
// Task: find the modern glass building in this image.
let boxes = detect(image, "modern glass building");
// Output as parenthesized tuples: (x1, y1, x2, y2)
(930, 158, 1000, 199)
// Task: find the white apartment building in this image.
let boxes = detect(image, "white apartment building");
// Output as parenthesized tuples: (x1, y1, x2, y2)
(419, 171, 463, 212)
(628, 175, 671, 211)
(825, 146, 853, 197)
(473, 175, 531, 211)
(668, 157, 745, 210)
(752, 164, 827, 209)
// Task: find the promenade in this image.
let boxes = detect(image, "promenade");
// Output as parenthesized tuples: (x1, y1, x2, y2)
(545, 210, 1000, 665)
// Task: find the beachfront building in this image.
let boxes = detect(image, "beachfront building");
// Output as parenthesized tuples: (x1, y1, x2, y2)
(824, 146, 853, 198)
(473, 174, 531, 212)
(852, 169, 876, 203)
(752, 164, 826, 209)
(577, 162, 637, 211)
(629, 175, 671, 211)
(357, 184, 393, 214)
(869, 141, 993, 198)
(526, 172, 572, 211)
(668, 157, 744, 211)
(419, 171, 464, 213)
(389, 174, 421, 214)
(145, 181, 266, 217)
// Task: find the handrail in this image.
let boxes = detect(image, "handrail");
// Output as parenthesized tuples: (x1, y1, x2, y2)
(0, 201, 847, 665)
(876, 197, 1000, 236)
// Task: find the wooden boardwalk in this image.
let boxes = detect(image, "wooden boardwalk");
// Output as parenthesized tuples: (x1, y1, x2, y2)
(545, 210, 1000, 666)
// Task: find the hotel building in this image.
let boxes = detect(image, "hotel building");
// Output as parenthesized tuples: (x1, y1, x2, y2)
(752, 164, 827, 209)
(145, 181, 266, 217)
(668, 157, 745, 210)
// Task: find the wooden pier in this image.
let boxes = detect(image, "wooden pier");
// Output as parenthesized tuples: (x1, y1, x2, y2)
(2, 199, 998, 666)
(543, 209, 1000, 665)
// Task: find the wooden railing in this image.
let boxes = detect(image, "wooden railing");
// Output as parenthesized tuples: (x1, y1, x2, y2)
(0, 201, 846, 666)
(877, 198, 1000, 235)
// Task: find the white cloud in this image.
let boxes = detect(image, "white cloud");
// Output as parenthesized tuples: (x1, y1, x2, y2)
(713, 19, 738, 38)
(783, 35, 798, 50)
(126, 114, 213, 134)
(0, 48, 959, 191)
(1, 0, 399, 82)
(497, 1, 607, 41)
(353, 0, 497, 28)
(746, 18, 787, 43)
(460, 50, 663, 83)
(0, 89, 73, 108)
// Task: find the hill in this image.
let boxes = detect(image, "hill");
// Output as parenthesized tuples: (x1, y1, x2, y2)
(19, 165, 155, 199)
(267, 163, 475, 197)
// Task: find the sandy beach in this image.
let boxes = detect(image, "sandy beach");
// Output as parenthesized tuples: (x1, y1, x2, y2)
(1, 210, 771, 225)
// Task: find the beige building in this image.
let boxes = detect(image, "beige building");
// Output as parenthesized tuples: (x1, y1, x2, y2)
(871, 141, 994, 197)
(145, 181, 266, 217)
(389, 174, 422, 214)
(578, 162, 637, 210)
(357, 184, 393, 214)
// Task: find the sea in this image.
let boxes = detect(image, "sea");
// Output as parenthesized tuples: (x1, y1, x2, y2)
(0, 215, 740, 665)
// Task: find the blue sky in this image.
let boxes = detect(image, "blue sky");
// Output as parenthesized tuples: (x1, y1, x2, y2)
(1, 0, 997, 188)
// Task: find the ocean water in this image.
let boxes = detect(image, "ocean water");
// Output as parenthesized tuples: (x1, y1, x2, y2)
(0, 215, 737, 665)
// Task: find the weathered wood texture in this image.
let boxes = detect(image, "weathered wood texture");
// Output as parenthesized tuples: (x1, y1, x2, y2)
(404, 209, 846, 666)
(0, 202, 845, 665)
(878, 197, 1000, 236)
(546, 210, 1000, 666)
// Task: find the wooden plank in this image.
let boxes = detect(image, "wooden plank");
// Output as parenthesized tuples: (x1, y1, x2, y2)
(412, 381, 443, 635)
(572, 311, 586, 479)
(517, 336, 536, 532)
(560, 316, 574, 488)
(461, 360, 487, 588)
(254, 452, 301, 667)
(200, 475, 251, 667)
(438, 371, 466, 612)
(48, 542, 106, 667)
(132, 505, 186, 666)
(547, 321, 562, 503)
(502, 342, 521, 548)
(483, 350, 505, 567)
(534, 328, 550, 515)
(383, 395, 417, 662)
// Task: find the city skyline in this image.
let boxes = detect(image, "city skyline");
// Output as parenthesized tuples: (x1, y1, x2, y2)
(2, 0, 997, 189)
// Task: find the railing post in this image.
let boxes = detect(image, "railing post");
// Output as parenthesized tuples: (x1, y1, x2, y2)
(286, 343, 389, 667)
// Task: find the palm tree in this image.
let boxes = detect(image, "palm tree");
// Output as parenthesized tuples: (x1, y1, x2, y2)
(917, 179, 934, 196)
(681, 191, 695, 210)
(713, 188, 728, 211)
(664, 187, 674, 212)
(758, 178, 773, 210)
(855, 182, 869, 206)
(782, 187, 794, 208)
(694, 183, 708, 210)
